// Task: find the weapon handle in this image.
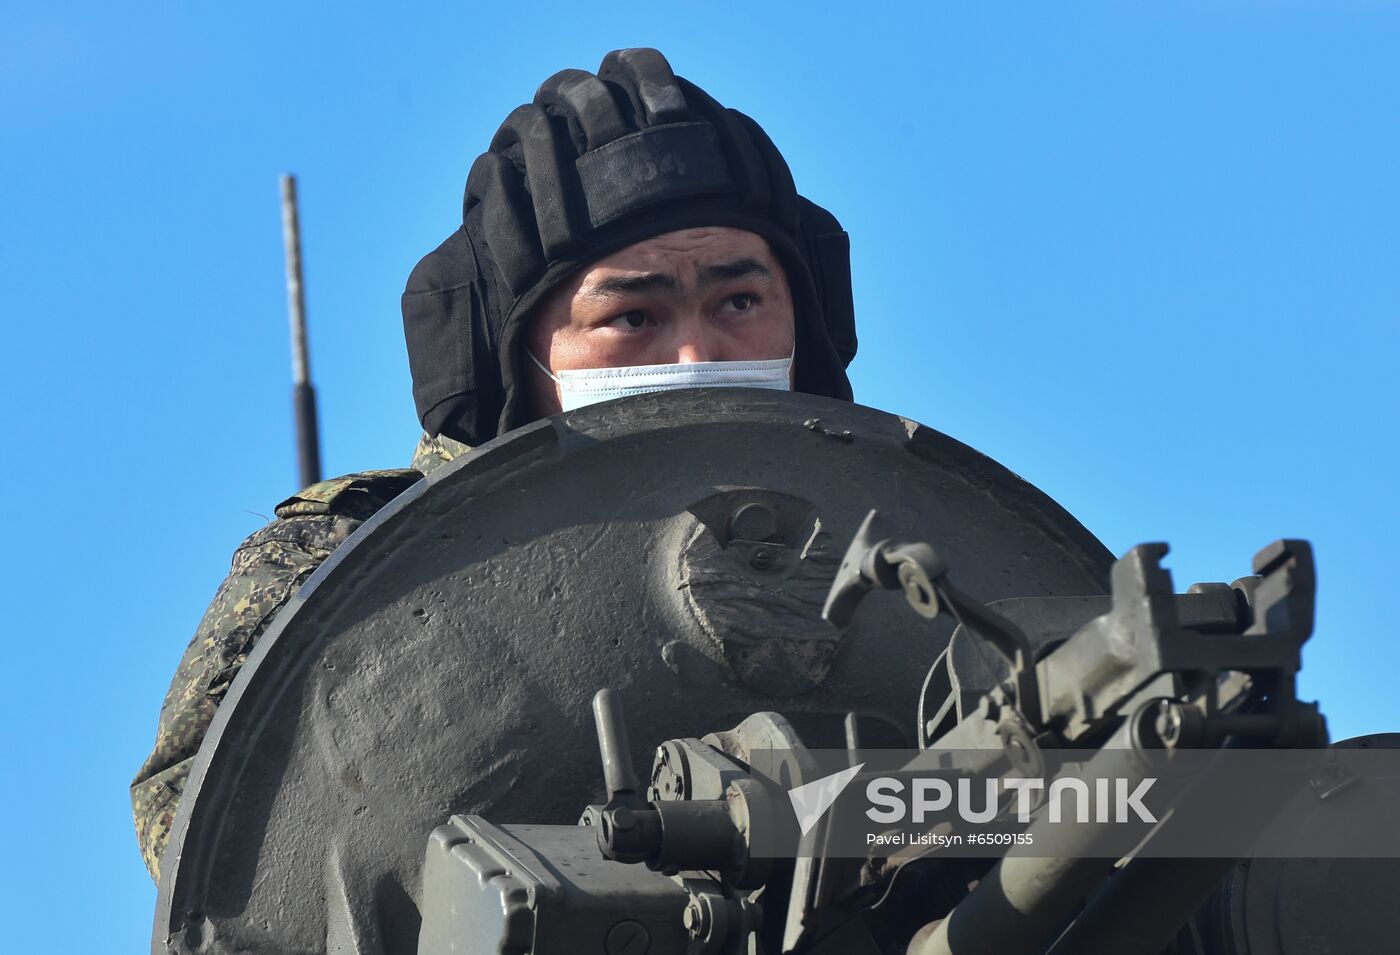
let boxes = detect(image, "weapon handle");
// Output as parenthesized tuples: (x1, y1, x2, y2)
(592, 689, 643, 807)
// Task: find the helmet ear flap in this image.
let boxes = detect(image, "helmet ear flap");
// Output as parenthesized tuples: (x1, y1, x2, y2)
(402, 226, 505, 445)
(798, 196, 857, 370)
(598, 48, 689, 125)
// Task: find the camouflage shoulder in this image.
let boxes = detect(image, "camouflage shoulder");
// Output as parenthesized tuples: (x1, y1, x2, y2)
(274, 469, 422, 519)
(411, 432, 474, 474)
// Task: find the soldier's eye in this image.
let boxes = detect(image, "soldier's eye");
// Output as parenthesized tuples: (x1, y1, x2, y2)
(605, 311, 649, 330)
(727, 293, 759, 312)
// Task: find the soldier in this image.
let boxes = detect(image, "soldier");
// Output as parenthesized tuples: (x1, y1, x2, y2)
(131, 47, 859, 881)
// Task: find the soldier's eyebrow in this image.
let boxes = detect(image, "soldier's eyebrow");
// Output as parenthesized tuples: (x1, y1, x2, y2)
(579, 271, 680, 302)
(697, 258, 771, 289)
(577, 258, 771, 304)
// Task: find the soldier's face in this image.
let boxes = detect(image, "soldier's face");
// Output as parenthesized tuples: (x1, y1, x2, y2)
(524, 227, 797, 417)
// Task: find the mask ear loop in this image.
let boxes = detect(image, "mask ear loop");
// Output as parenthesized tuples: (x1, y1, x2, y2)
(526, 349, 564, 385)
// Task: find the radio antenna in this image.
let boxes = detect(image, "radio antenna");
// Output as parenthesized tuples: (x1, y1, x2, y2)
(280, 173, 322, 489)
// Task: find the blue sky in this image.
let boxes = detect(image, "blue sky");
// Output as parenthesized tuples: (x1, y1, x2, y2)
(1, 2, 1396, 950)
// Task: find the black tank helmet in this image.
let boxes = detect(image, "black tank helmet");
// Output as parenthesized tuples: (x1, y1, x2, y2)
(402, 48, 857, 446)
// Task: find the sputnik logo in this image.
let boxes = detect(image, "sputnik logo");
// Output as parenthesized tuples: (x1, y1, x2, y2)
(787, 763, 866, 836)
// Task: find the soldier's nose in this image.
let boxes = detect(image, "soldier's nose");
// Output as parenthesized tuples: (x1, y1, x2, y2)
(674, 330, 720, 363)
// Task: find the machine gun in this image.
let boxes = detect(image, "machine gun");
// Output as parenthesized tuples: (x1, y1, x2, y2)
(151, 392, 1399, 955)
(417, 516, 1341, 955)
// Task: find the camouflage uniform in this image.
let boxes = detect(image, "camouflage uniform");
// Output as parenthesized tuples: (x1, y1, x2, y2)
(130, 434, 471, 882)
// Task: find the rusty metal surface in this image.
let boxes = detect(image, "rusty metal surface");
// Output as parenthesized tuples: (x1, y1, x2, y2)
(154, 389, 1112, 955)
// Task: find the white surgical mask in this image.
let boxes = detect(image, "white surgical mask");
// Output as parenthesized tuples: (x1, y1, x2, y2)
(528, 349, 794, 412)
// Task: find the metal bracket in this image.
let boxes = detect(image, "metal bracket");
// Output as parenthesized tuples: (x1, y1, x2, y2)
(824, 510, 1044, 731)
